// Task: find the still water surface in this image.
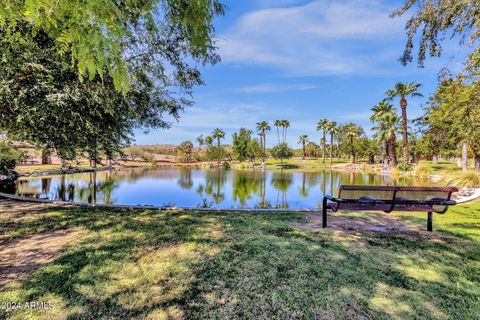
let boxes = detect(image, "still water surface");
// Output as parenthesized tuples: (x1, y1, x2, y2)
(7, 167, 427, 209)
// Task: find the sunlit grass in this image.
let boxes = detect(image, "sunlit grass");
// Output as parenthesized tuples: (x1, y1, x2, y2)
(0, 201, 479, 319)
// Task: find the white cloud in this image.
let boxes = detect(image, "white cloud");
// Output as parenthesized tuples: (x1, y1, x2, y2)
(217, 0, 407, 76)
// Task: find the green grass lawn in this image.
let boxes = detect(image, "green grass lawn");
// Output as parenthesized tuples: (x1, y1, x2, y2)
(255, 158, 350, 167)
(417, 160, 461, 172)
(1, 202, 479, 319)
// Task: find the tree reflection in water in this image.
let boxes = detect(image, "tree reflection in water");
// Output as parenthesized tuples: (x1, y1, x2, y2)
(177, 168, 193, 190)
(196, 169, 227, 204)
(9, 167, 423, 208)
(271, 170, 293, 208)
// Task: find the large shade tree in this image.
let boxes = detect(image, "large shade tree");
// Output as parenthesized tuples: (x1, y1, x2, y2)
(0, 0, 225, 92)
(393, 1, 480, 76)
(0, 1, 223, 163)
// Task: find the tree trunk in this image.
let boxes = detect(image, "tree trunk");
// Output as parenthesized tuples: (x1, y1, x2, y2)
(400, 98, 409, 164)
(329, 133, 334, 165)
(350, 137, 355, 164)
(322, 131, 326, 164)
(382, 139, 388, 165)
(60, 158, 67, 168)
(475, 156, 480, 171)
(302, 143, 305, 160)
(217, 138, 221, 167)
(462, 140, 468, 172)
(432, 155, 438, 165)
(389, 134, 397, 167)
(41, 149, 52, 165)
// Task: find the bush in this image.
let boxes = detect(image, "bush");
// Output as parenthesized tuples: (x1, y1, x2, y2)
(0, 142, 21, 175)
(140, 152, 156, 165)
(397, 162, 412, 173)
(443, 171, 480, 188)
(414, 165, 432, 180)
(271, 143, 294, 164)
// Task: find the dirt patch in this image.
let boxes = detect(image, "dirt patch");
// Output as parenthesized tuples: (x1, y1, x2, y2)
(0, 228, 86, 289)
(0, 198, 86, 289)
(0, 198, 73, 214)
(294, 212, 423, 233)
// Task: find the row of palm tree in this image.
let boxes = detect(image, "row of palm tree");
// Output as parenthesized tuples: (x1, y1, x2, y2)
(273, 120, 290, 144)
(316, 119, 339, 164)
(371, 82, 423, 167)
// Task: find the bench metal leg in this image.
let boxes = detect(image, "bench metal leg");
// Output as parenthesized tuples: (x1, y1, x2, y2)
(322, 197, 328, 228)
(427, 212, 433, 232)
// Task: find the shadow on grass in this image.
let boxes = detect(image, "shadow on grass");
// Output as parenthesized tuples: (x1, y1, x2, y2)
(1, 206, 479, 319)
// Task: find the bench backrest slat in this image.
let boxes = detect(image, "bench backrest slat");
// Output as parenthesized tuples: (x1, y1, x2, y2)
(337, 185, 458, 213)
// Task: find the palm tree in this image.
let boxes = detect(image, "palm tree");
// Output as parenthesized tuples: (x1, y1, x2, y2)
(370, 100, 396, 122)
(256, 121, 271, 152)
(344, 123, 363, 164)
(298, 135, 309, 160)
(274, 120, 282, 144)
(386, 82, 423, 164)
(371, 100, 396, 165)
(325, 121, 337, 165)
(373, 113, 401, 167)
(196, 134, 204, 147)
(316, 119, 329, 163)
(211, 128, 225, 166)
(281, 120, 290, 143)
(204, 135, 213, 146)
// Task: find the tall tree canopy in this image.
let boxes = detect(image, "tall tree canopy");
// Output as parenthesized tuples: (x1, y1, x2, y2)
(0, 1, 224, 161)
(393, 0, 480, 75)
(0, 0, 224, 91)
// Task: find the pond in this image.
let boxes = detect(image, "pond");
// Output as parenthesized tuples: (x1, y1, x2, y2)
(4, 167, 429, 209)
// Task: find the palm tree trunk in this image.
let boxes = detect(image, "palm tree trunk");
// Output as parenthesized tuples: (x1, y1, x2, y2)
(400, 98, 409, 164)
(390, 134, 397, 167)
(462, 140, 468, 172)
(217, 138, 220, 166)
(263, 131, 266, 151)
(322, 131, 326, 164)
(383, 139, 388, 165)
(350, 137, 355, 164)
(302, 142, 306, 160)
(329, 133, 334, 165)
(276, 127, 280, 145)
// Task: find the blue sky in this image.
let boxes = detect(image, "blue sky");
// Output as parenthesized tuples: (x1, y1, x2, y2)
(134, 0, 467, 147)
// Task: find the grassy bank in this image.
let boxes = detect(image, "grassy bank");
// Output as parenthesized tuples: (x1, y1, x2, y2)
(1, 200, 479, 319)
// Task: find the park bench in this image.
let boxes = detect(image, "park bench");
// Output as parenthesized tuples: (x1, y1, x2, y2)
(322, 185, 458, 232)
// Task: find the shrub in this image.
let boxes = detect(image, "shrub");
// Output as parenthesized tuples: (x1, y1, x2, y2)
(0, 142, 21, 175)
(414, 165, 432, 180)
(141, 152, 156, 165)
(443, 171, 480, 188)
(390, 167, 400, 178)
(397, 162, 412, 173)
(124, 146, 144, 161)
(223, 161, 231, 170)
(271, 143, 294, 164)
(176, 141, 194, 162)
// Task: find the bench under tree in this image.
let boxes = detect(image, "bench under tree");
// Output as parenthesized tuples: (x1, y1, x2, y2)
(322, 185, 458, 232)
